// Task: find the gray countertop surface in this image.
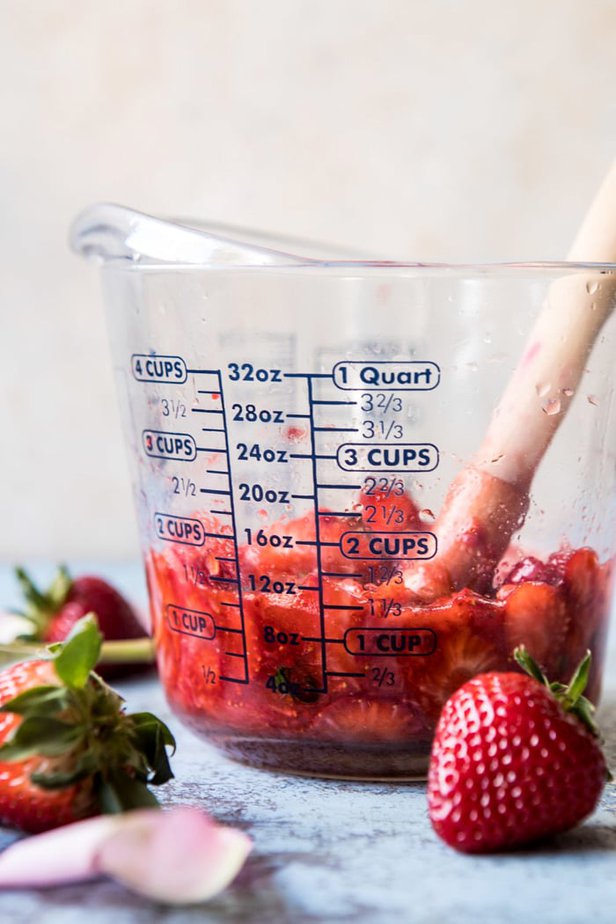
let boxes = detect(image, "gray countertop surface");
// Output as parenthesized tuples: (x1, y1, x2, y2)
(0, 563, 614, 924)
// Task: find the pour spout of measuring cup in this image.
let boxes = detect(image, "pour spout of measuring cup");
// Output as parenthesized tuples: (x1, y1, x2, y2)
(69, 203, 323, 267)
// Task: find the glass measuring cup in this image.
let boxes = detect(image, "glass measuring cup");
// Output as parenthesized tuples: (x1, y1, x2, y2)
(72, 205, 616, 779)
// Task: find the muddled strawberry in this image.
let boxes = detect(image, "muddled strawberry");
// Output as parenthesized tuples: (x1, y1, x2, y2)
(144, 476, 610, 769)
(502, 581, 569, 674)
(310, 696, 429, 745)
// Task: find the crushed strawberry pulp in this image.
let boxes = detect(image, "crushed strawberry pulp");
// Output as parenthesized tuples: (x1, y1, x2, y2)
(146, 486, 611, 776)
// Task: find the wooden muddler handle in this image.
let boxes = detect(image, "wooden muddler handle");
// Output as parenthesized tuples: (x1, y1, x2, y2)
(408, 160, 616, 600)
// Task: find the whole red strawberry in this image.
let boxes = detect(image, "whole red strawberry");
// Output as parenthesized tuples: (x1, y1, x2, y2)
(14, 566, 148, 679)
(427, 647, 607, 853)
(0, 615, 174, 833)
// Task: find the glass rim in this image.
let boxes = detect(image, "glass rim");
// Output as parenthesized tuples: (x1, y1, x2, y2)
(73, 206, 616, 274)
(101, 259, 616, 274)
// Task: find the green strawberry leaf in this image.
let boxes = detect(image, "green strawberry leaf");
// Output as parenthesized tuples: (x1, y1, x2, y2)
(565, 650, 591, 705)
(31, 753, 98, 790)
(97, 779, 124, 814)
(14, 567, 50, 613)
(98, 772, 161, 814)
(13, 566, 73, 637)
(130, 712, 176, 751)
(46, 566, 72, 610)
(515, 645, 601, 740)
(129, 712, 176, 785)
(0, 742, 41, 762)
(572, 695, 599, 736)
(0, 716, 82, 759)
(513, 645, 548, 686)
(0, 685, 70, 716)
(52, 615, 102, 688)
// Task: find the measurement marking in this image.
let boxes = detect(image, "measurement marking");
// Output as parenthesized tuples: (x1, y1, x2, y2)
(314, 426, 359, 433)
(284, 372, 332, 379)
(215, 557, 237, 563)
(326, 671, 365, 678)
(297, 584, 320, 592)
(200, 429, 227, 436)
(220, 601, 242, 609)
(200, 447, 228, 455)
(224, 652, 247, 659)
(290, 453, 336, 460)
(286, 413, 311, 419)
(319, 510, 362, 518)
(186, 368, 218, 375)
(210, 576, 239, 585)
(307, 377, 329, 695)
(210, 509, 233, 516)
(316, 483, 361, 490)
(295, 539, 318, 546)
(291, 493, 316, 500)
(323, 604, 365, 611)
(217, 371, 249, 684)
(204, 531, 235, 540)
(197, 389, 221, 395)
(192, 408, 224, 415)
(200, 489, 231, 498)
(322, 571, 362, 579)
(313, 399, 357, 406)
(214, 625, 243, 634)
(219, 675, 249, 685)
(206, 468, 229, 475)
(317, 541, 339, 547)
(302, 636, 346, 644)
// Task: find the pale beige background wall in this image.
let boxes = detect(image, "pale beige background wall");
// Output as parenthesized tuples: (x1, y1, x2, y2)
(1, 0, 615, 559)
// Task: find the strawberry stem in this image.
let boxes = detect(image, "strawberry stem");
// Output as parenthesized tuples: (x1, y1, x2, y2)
(95, 638, 156, 664)
(0, 637, 156, 667)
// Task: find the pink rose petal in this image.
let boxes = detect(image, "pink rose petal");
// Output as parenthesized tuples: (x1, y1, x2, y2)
(95, 807, 252, 904)
(0, 808, 251, 904)
(0, 815, 119, 887)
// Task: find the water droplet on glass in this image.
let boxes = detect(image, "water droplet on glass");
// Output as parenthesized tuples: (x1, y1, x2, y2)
(586, 280, 599, 295)
(542, 397, 561, 415)
(587, 394, 599, 406)
(561, 387, 574, 397)
(483, 333, 492, 344)
(466, 361, 478, 372)
(487, 352, 507, 364)
(535, 382, 551, 397)
(420, 508, 435, 521)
